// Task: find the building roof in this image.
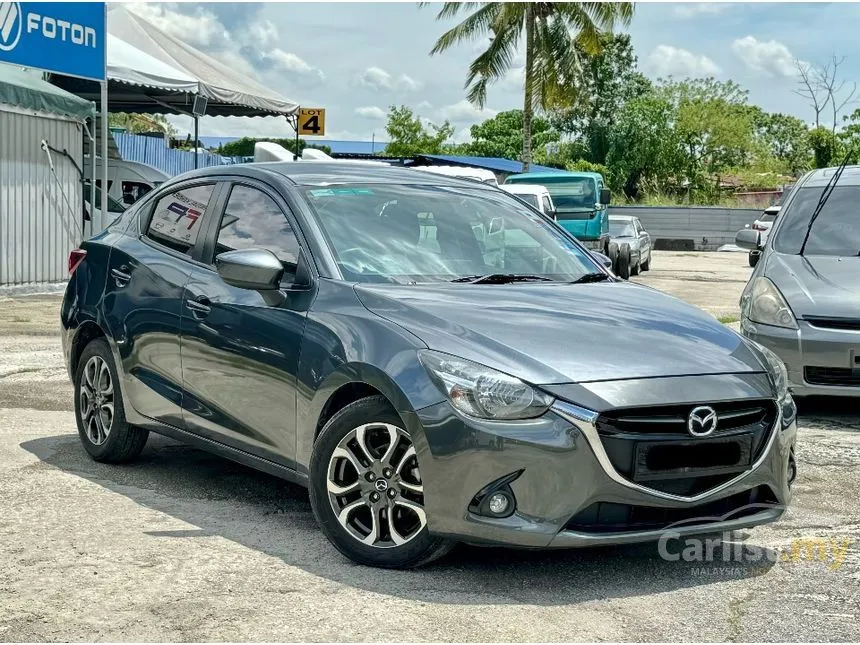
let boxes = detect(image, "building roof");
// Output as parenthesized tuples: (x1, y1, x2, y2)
(0, 64, 93, 121)
(417, 154, 563, 175)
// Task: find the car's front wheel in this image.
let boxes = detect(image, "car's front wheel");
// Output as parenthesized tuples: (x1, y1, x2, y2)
(309, 395, 452, 568)
(74, 338, 149, 463)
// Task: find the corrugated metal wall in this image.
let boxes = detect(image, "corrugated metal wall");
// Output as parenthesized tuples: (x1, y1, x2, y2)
(609, 205, 762, 250)
(0, 106, 83, 286)
(113, 132, 237, 177)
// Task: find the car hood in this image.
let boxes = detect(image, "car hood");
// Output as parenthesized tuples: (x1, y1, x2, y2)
(766, 253, 860, 319)
(354, 281, 765, 385)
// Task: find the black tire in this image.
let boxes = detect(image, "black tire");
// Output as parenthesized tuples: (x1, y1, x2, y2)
(630, 255, 641, 276)
(617, 244, 631, 279)
(309, 395, 453, 568)
(73, 338, 148, 463)
(748, 251, 759, 267)
(608, 242, 619, 270)
(641, 253, 651, 272)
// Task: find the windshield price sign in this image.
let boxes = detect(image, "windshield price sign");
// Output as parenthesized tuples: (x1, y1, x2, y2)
(0, 2, 106, 81)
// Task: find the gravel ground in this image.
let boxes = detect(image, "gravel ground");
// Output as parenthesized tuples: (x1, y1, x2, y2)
(0, 251, 858, 642)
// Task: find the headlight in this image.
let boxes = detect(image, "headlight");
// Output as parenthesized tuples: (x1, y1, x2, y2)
(419, 350, 555, 420)
(741, 277, 797, 329)
(745, 339, 796, 424)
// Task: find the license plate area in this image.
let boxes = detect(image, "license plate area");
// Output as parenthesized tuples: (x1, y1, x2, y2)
(633, 434, 753, 482)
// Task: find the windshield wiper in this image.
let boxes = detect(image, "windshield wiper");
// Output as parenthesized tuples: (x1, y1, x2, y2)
(569, 272, 611, 284)
(450, 273, 555, 284)
(800, 147, 854, 255)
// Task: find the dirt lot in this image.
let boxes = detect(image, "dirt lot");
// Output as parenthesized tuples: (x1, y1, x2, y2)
(1, 251, 858, 642)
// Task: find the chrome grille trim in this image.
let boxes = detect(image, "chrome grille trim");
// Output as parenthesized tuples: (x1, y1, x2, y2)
(552, 399, 782, 503)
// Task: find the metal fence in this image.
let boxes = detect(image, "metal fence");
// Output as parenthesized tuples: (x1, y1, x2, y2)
(1, 107, 83, 286)
(112, 133, 242, 177)
(608, 205, 761, 250)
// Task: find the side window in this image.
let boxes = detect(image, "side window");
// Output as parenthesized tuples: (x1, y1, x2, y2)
(122, 180, 154, 205)
(541, 195, 553, 214)
(216, 184, 300, 273)
(146, 183, 216, 255)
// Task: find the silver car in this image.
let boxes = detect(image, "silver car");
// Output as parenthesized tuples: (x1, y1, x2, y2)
(736, 165, 860, 398)
(609, 214, 652, 277)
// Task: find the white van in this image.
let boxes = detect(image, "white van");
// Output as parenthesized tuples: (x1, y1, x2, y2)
(501, 183, 556, 218)
(86, 158, 169, 207)
(410, 165, 499, 186)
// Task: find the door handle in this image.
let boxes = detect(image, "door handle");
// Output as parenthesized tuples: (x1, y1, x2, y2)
(110, 266, 131, 287)
(185, 296, 211, 318)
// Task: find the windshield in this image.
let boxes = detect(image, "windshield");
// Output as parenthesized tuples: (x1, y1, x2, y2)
(610, 221, 635, 237)
(548, 179, 597, 212)
(303, 184, 600, 284)
(773, 185, 860, 256)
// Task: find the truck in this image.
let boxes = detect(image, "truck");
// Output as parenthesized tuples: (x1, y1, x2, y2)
(504, 171, 611, 255)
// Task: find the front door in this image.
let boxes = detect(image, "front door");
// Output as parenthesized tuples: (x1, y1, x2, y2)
(102, 181, 221, 428)
(180, 181, 312, 467)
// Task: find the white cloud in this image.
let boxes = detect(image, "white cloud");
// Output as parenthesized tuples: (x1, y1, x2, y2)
(266, 49, 325, 82)
(417, 100, 433, 111)
(250, 19, 279, 49)
(127, 2, 229, 48)
(731, 36, 798, 78)
(438, 100, 499, 124)
(357, 67, 421, 92)
(648, 45, 721, 78)
(354, 106, 387, 120)
(673, 3, 732, 18)
(452, 127, 473, 144)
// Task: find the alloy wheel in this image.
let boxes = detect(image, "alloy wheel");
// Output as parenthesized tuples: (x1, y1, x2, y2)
(79, 355, 114, 446)
(326, 422, 426, 548)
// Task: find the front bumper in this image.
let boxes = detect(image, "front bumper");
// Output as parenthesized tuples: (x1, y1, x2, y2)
(742, 317, 860, 397)
(410, 379, 796, 549)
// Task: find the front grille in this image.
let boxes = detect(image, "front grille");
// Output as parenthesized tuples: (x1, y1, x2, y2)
(804, 317, 860, 331)
(564, 485, 778, 533)
(595, 400, 776, 496)
(805, 366, 860, 387)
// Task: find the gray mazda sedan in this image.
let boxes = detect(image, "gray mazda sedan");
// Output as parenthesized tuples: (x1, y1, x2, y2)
(61, 162, 797, 568)
(736, 164, 860, 398)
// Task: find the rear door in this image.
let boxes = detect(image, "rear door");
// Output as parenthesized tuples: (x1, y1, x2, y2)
(635, 218, 651, 259)
(102, 180, 224, 429)
(179, 180, 313, 467)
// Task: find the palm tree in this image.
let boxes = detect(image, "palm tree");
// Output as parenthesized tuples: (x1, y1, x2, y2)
(425, 2, 634, 171)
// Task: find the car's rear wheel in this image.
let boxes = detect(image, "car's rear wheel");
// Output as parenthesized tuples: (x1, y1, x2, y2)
(74, 338, 148, 463)
(630, 255, 641, 276)
(641, 253, 651, 272)
(309, 395, 452, 568)
(617, 244, 631, 279)
(748, 251, 759, 267)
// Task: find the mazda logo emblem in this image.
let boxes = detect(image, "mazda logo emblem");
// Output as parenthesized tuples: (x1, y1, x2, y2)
(374, 479, 389, 492)
(0, 2, 22, 52)
(687, 405, 718, 437)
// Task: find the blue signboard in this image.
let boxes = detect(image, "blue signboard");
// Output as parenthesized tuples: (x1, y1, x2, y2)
(0, 2, 105, 81)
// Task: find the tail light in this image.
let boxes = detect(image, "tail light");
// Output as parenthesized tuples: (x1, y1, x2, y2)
(69, 248, 87, 274)
(752, 223, 766, 231)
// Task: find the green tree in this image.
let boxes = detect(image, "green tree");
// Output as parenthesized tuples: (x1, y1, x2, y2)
(109, 112, 176, 137)
(424, 2, 633, 171)
(659, 78, 754, 194)
(551, 32, 651, 164)
(807, 126, 839, 168)
(384, 105, 454, 156)
(746, 107, 810, 174)
(465, 109, 559, 159)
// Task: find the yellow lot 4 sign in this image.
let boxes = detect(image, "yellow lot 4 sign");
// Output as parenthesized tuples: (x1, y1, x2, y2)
(298, 108, 326, 136)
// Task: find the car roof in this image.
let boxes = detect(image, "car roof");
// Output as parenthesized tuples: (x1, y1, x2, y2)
(507, 171, 601, 181)
(501, 183, 549, 194)
(163, 162, 496, 189)
(609, 214, 636, 222)
(799, 165, 860, 187)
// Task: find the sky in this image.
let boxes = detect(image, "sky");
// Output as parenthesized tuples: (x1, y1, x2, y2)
(124, 1, 860, 142)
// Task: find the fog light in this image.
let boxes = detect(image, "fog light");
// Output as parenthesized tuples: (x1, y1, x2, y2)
(488, 492, 510, 515)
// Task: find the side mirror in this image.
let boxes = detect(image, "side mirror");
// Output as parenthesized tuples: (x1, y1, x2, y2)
(215, 248, 284, 291)
(591, 251, 613, 270)
(600, 188, 611, 206)
(735, 228, 761, 251)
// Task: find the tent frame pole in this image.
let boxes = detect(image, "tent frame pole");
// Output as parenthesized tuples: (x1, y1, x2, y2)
(194, 115, 199, 169)
(100, 81, 108, 223)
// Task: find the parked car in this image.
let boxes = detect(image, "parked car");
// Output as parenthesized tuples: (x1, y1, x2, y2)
(500, 183, 556, 218)
(86, 158, 169, 207)
(410, 165, 498, 185)
(62, 162, 797, 568)
(745, 205, 780, 267)
(609, 214, 652, 278)
(735, 164, 860, 398)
